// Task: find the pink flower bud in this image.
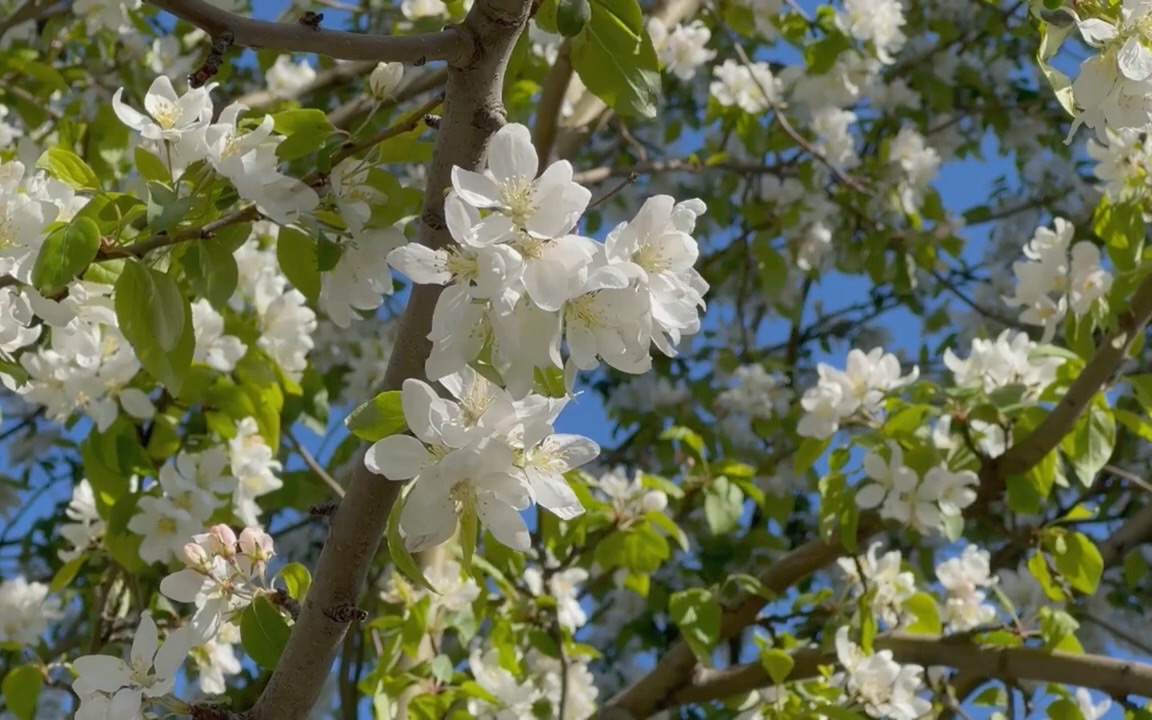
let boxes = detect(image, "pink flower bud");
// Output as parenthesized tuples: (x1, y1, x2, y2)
(238, 527, 274, 561)
(208, 524, 238, 556)
(180, 542, 209, 568)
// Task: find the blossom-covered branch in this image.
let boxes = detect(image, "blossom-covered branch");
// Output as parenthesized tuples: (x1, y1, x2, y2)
(605, 514, 884, 717)
(672, 632, 1152, 709)
(980, 273, 1152, 495)
(145, 0, 470, 64)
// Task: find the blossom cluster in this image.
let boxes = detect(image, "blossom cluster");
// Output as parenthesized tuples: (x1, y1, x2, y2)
(935, 545, 997, 631)
(127, 419, 282, 567)
(855, 442, 978, 536)
(798, 348, 918, 439)
(385, 122, 708, 399)
(834, 627, 931, 720)
(112, 76, 317, 223)
(1068, 2, 1152, 140)
(364, 367, 598, 551)
(160, 524, 276, 642)
(71, 611, 193, 720)
(1003, 218, 1112, 341)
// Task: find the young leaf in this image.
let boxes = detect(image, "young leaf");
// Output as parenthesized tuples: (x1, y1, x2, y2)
(570, 0, 661, 118)
(31, 217, 100, 292)
(36, 147, 100, 191)
(759, 647, 795, 685)
(668, 588, 721, 663)
(346, 390, 407, 442)
(276, 226, 322, 303)
(115, 260, 195, 394)
(1, 664, 42, 720)
(277, 562, 312, 601)
(240, 595, 293, 670)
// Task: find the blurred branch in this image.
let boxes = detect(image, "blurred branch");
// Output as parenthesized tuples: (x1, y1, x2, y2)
(671, 632, 1152, 709)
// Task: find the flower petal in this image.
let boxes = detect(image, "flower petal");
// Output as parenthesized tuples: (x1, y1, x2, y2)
(364, 434, 433, 480)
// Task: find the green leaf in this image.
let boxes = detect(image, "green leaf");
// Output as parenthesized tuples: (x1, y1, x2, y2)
(272, 109, 337, 161)
(903, 592, 943, 635)
(1051, 531, 1104, 595)
(646, 510, 689, 551)
(593, 523, 670, 573)
(1045, 698, 1085, 720)
(31, 217, 100, 292)
(1038, 606, 1083, 653)
(233, 351, 285, 450)
(703, 476, 744, 535)
(240, 595, 293, 671)
(794, 436, 830, 474)
(134, 146, 170, 184)
(1026, 551, 1066, 602)
(49, 555, 87, 595)
(277, 562, 311, 601)
(346, 390, 407, 442)
(183, 235, 240, 310)
(1060, 398, 1115, 486)
(117, 260, 186, 351)
(115, 260, 194, 393)
(660, 425, 706, 462)
(387, 490, 439, 593)
(759, 647, 795, 685)
(669, 588, 721, 663)
(36, 147, 100, 191)
(1, 664, 42, 720)
(276, 226, 322, 303)
(570, 0, 661, 118)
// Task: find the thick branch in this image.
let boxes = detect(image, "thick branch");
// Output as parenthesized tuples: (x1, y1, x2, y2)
(146, 0, 470, 64)
(605, 515, 883, 717)
(243, 1, 532, 718)
(672, 632, 1152, 709)
(979, 273, 1152, 496)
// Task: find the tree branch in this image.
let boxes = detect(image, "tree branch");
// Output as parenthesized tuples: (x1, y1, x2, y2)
(670, 632, 1152, 710)
(978, 273, 1152, 498)
(604, 515, 884, 717)
(145, 0, 470, 64)
(242, 1, 532, 717)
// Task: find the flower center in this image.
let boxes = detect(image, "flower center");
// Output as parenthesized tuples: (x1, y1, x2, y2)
(635, 241, 670, 273)
(449, 479, 477, 514)
(566, 293, 605, 328)
(445, 248, 479, 280)
(500, 178, 536, 227)
(153, 101, 180, 131)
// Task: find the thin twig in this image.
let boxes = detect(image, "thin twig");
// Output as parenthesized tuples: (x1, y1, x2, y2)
(588, 172, 638, 209)
(287, 432, 345, 498)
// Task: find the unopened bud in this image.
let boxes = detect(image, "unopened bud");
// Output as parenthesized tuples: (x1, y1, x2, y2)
(641, 490, 668, 513)
(239, 527, 274, 562)
(369, 62, 403, 100)
(208, 524, 238, 556)
(180, 542, 209, 567)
